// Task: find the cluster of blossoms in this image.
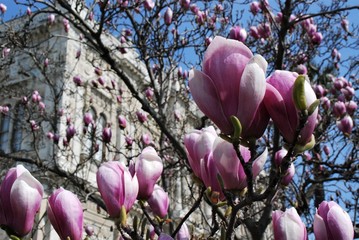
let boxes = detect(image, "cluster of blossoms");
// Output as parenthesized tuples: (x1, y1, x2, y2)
(300, 17, 323, 45)
(184, 126, 268, 200)
(272, 202, 354, 239)
(317, 75, 356, 136)
(0, 148, 175, 239)
(189, 36, 318, 147)
(96, 146, 171, 233)
(186, 36, 354, 239)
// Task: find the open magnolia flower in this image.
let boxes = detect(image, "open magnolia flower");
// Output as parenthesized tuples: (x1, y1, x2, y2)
(189, 36, 269, 138)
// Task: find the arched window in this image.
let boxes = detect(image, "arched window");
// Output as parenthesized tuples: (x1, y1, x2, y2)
(82, 108, 96, 157)
(94, 114, 106, 162)
(12, 104, 24, 151)
(0, 105, 11, 153)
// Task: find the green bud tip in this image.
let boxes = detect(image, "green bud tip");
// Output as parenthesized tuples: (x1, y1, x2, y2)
(230, 115, 242, 141)
(293, 75, 307, 111)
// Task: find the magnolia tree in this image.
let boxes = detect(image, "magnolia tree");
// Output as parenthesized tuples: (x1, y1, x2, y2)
(0, 0, 358, 239)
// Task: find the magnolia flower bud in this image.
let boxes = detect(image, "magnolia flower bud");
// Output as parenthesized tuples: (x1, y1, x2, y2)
(180, 0, 190, 10)
(136, 110, 148, 123)
(73, 75, 83, 86)
(294, 64, 307, 75)
(125, 136, 133, 147)
(102, 127, 112, 143)
(341, 19, 349, 33)
(250, 1, 260, 15)
(323, 145, 330, 155)
(135, 147, 163, 199)
(85, 225, 94, 236)
(144, 0, 155, 10)
(66, 124, 76, 140)
(47, 188, 83, 240)
(272, 208, 307, 240)
(205, 37, 212, 47)
(118, 115, 127, 129)
(229, 26, 247, 42)
(337, 115, 353, 136)
(147, 185, 169, 218)
(345, 100, 357, 115)
(26, 7, 32, 16)
(48, 14, 55, 25)
(141, 133, 152, 145)
(176, 222, 190, 240)
(333, 101, 346, 118)
(0, 165, 44, 237)
(97, 162, 139, 216)
(145, 87, 154, 100)
(314, 201, 354, 240)
(164, 7, 173, 25)
(2, 47, 10, 58)
(249, 26, 260, 39)
(311, 32, 323, 45)
(0, 3, 7, 14)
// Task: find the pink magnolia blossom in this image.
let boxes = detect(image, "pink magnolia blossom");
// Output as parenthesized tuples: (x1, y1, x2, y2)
(184, 126, 217, 179)
(48, 14, 55, 25)
(118, 115, 127, 129)
(46, 132, 54, 139)
(180, 0, 190, 10)
(264, 70, 318, 145)
(189, 36, 269, 138)
(321, 97, 331, 111)
(164, 7, 173, 25)
(311, 32, 323, 45)
(345, 100, 357, 115)
(141, 133, 152, 145)
(0, 3, 7, 14)
(332, 101, 346, 118)
(336, 115, 353, 136)
(84, 225, 94, 236)
(184, 126, 223, 198)
(66, 124, 76, 140)
(229, 26, 247, 42)
(125, 136, 133, 146)
(274, 149, 295, 186)
(2, 47, 10, 58)
(135, 147, 163, 199)
(147, 184, 169, 218)
(272, 208, 307, 240)
(341, 19, 349, 33)
(176, 222, 190, 240)
(249, 26, 260, 39)
(212, 137, 267, 190)
(83, 112, 93, 126)
(73, 76, 83, 86)
(102, 127, 112, 143)
(63, 18, 70, 33)
(136, 110, 148, 123)
(47, 188, 83, 240)
(257, 23, 271, 39)
(314, 201, 354, 240)
(275, 12, 283, 23)
(26, 7, 32, 16)
(323, 145, 330, 156)
(144, 0, 155, 10)
(145, 87, 154, 100)
(0, 165, 43, 237)
(294, 64, 307, 75)
(314, 85, 325, 98)
(205, 37, 212, 46)
(250, 1, 260, 15)
(97, 161, 139, 216)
